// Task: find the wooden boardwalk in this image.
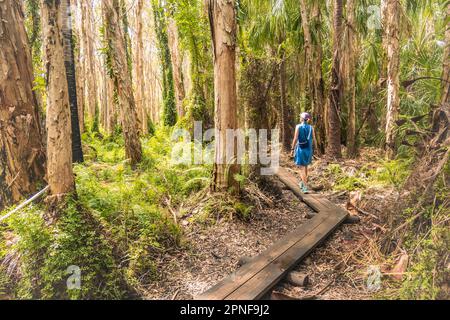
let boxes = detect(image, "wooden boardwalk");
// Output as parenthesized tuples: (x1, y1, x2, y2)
(195, 167, 348, 300)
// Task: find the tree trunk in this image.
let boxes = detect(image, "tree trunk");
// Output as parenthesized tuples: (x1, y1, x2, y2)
(0, 0, 46, 208)
(41, 0, 75, 197)
(345, 0, 357, 158)
(75, 33, 85, 134)
(167, 17, 186, 118)
(103, 0, 142, 166)
(279, 56, 292, 151)
(441, 3, 450, 106)
(326, 0, 344, 159)
(385, 0, 400, 159)
(81, 0, 98, 126)
(208, 0, 240, 193)
(300, 0, 326, 154)
(152, 0, 177, 126)
(134, 0, 146, 134)
(106, 76, 117, 135)
(241, 57, 271, 178)
(63, 0, 83, 163)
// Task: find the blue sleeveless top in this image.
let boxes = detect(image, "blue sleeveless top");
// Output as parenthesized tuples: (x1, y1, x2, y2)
(294, 123, 313, 166)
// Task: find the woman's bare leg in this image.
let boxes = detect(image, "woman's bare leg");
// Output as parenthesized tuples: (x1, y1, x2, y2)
(299, 166, 307, 186)
(304, 166, 308, 185)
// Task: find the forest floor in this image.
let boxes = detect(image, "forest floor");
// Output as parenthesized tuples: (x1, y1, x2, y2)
(143, 148, 401, 300)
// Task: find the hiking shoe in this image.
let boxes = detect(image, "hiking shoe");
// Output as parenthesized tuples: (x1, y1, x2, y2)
(302, 185, 309, 194)
(299, 181, 304, 190)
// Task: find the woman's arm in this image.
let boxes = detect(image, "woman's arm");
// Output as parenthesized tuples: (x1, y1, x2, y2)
(291, 126, 299, 151)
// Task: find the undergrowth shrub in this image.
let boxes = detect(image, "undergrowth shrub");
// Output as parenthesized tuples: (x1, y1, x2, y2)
(396, 164, 449, 299)
(326, 157, 413, 191)
(0, 198, 125, 299)
(75, 127, 212, 287)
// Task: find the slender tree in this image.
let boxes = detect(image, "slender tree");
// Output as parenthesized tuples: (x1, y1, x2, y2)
(441, 3, 450, 106)
(345, 0, 357, 157)
(63, 0, 83, 163)
(102, 0, 142, 166)
(300, 0, 326, 154)
(279, 49, 293, 151)
(327, 0, 344, 158)
(385, 0, 401, 159)
(167, 16, 186, 118)
(208, 0, 240, 193)
(41, 0, 75, 198)
(134, 0, 147, 133)
(81, 0, 98, 127)
(0, 0, 46, 208)
(152, 0, 177, 126)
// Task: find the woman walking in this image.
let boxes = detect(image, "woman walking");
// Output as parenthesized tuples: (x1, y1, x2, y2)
(291, 112, 314, 193)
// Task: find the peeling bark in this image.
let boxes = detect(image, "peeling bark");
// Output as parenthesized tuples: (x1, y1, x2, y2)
(208, 0, 240, 193)
(0, 0, 46, 208)
(41, 0, 75, 196)
(385, 0, 401, 159)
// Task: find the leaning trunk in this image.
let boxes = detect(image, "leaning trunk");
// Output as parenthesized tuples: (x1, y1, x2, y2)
(102, 0, 142, 166)
(208, 0, 240, 193)
(0, 0, 46, 208)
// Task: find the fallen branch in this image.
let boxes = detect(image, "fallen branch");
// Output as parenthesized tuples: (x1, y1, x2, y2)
(0, 185, 49, 223)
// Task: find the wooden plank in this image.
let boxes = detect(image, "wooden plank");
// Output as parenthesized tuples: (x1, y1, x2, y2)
(276, 167, 329, 212)
(225, 211, 347, 300)
(195, 213, 329, 300)
(196, 166, 349, 300)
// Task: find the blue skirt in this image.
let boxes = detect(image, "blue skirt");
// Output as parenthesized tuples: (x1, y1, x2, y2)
(294, 144, 313, 166)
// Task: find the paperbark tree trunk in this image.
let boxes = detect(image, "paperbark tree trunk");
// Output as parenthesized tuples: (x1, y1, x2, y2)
(167, 17, 186, 118)
(345, 0, 357, 158)
(134, 0, 146, 134)
(279, 56, 292, 151)
(300, 0, 326, 154)
(103, 0, 142, 166)
(441, 3, 450, 107)
(41, 0, 75, 197)
(81, 0, 98, 125)
(63, 0, 83, 163)
(385, 0, 400, 159)
(0, 0, 46, 208)
(208, 0, 240, 193)
(326, 0, 344, 159)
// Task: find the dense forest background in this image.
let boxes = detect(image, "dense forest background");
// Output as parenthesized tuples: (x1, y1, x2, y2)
(0, 0, 448, 300)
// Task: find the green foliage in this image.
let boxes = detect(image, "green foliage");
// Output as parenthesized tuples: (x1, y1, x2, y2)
(0, 127, 212, 298)
(397, 170, 450, 300)
(1, 199, 125, 299)
(75, 127, 213, 285)
(326, 157, 413, 191)
(167, 0, 213, 124)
